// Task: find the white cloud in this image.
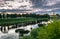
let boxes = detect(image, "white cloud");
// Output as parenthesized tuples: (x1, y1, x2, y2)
(0, 0, 32, 9)
(46, 1, 56, 6)
(33, 7, 60, 13)
(44, 0, 60, 6)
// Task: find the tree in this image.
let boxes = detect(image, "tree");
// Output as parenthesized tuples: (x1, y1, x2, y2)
(23, 36, 32, 39)
(0, 14, 2, 18)
(43, 14, 50, 19)
(30, 21, 60, 39)
(31, 28, 39, 39)
(56, 14, 60, 16)
(56, 14, 60, 19)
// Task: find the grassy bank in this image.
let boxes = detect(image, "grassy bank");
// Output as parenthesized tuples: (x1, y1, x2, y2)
(0, 17, 49, 26)
(0, 17, 36, 25)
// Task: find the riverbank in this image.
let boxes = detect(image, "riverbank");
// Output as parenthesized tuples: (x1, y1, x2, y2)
(0, 24, 39, 39)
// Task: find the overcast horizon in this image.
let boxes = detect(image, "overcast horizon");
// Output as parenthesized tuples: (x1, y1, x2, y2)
(31, 0, 60, 14)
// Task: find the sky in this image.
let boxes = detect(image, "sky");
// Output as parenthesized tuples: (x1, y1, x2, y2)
(0, 0, 60, 14)
(30, 0, 60, 14)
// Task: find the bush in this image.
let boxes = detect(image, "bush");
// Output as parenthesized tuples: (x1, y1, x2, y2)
(23, 20, 60, 39)
(23, 36, 32, 39)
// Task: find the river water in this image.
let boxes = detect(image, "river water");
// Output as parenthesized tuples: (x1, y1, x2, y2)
(0, 24, 39, 39)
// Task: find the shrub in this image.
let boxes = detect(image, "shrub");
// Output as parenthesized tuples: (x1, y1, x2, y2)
(29, 20, 60, 39)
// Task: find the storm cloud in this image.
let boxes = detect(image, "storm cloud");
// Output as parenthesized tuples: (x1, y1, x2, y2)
(30, 0, 60, 13)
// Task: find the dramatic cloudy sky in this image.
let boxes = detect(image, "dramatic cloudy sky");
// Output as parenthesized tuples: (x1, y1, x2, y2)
(31, 0, 60, 14)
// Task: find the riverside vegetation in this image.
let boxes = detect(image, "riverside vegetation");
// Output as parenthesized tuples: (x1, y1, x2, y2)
(0, 12, 60, 39)
(23, 20, 60, 39)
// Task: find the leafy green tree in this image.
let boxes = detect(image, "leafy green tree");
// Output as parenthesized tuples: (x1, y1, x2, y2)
(31, 28, 39, 39)
(43, 14, 50, 18)
(30, 21, 60, 39)
(3, 14, 5, 18)
(0, 14, 2, 18)
(23, 36, 32, 39)
(56, 14, 60, 19)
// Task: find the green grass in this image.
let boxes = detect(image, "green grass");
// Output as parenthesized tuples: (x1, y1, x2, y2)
(0, 17, 37, 26)
(0, 17, 49, 26)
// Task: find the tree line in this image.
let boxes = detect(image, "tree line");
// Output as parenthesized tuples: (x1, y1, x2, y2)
(0, 13, 50, 19)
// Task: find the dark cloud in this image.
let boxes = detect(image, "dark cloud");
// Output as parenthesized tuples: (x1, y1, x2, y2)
(30, 0, 45, 8)
(30, 0, 60, 13)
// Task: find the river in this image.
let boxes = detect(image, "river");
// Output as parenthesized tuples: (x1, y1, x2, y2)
(0, 24, 39, 39)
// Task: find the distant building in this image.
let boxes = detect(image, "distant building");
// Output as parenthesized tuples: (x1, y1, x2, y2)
(50, 12, 56, 16)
